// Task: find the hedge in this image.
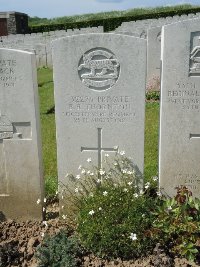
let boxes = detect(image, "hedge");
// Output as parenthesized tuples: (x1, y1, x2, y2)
(29, 6, 200, 33)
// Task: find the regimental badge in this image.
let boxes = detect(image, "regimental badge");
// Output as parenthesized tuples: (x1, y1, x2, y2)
(189, 32, 200, 76)
(78, 48, 120, 91)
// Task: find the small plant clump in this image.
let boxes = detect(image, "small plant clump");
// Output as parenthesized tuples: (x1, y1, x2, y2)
(60, 152, 200, 263)
(146, 91, 160, 101)
(62, 152, 158, 260)
(77, 180, 158, 260)
(0, 241, 20, 267)
(36, 230, 84, 267)
(152, 186, 200, 262)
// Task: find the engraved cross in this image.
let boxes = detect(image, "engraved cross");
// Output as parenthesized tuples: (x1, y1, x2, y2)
(189, 133, 200, 140)
(0, 115, 24, 197)
(81, 128, 118, 169)
(0, 115, 14, 143)
(0, 115, 23, 143)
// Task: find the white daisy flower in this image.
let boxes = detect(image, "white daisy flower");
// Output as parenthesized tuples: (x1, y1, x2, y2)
(87, 158, 92, 163)
(99, 169, 105, 176)
(89, 210, 95, 215)
(130, 233, 137, 241)
(153, 176, 158, 181)
(103, 191, 108, 196)
(43, 221, 48, 227)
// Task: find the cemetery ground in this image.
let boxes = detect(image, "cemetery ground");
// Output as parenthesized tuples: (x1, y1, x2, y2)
(0, 67, 200, 267)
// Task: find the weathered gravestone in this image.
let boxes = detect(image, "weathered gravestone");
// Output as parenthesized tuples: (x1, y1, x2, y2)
(52, 33, 146, 214)
(159, 19, 200, 197)
(0, 48, 44, 220)
(147, 26, 161, 88)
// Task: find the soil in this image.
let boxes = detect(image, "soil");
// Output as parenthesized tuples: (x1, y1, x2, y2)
(0, 200, 199, 267)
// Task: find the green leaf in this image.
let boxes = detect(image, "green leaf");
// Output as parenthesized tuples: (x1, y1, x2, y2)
(187, 243, 194, 249)
(195, 203, 199, 210)
(191, 248, 198, 253)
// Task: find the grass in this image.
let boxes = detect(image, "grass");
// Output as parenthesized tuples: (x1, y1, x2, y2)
(38, 68, 57, 195)
(37, 68, 160, 196)
(144, 102, 159, 180)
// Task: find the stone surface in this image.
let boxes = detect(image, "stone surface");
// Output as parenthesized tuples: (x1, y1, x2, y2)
(159, 19, 200, 197)
(115, 13, 200, 88)
(52, 33, 146, 212)
(0, 12, 28, 36)
(0, 27, 104, 67)
(147, 26, 161, 88)
(0, 48, 44, 220)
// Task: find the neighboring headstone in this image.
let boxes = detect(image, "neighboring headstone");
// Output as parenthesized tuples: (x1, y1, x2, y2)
(146, 26, 161, 89)
(115, 14, 200, 86)
(159, 19, 200, 197)
(46, 43, 52, 67)
(0, 48, 44, 220)
(35, 44, 47, 67)
(52, 33, 146, 213)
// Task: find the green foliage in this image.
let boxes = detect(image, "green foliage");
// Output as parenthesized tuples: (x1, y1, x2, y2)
(40, 114, 57, 180)
(29, 5, 194, 26)
(45, 176, 58, 197)
(146, 91, 160, 101)
(152, 186, 200, 262)
(36, 230, 83, 267)
(38, 68, 57, 186)
(37, 68, 54, 116)
(29, 5, 200, 33)
(0, 242, 19, 267)
(78, 192, 156, 259)
(144, 102, 159, 181)
(37, 67, 53, 88)
(59, 150, 200, 262)
(29, 16, 50, 26)
(74, 154, 158, 260)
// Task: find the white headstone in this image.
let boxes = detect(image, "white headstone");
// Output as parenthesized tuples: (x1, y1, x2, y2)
(147, 26, 161, 87)
(35, 44, 47, 67)
(0, 48, 44, 220)
(52, 33, 146, 212)
(159, 19, 200, 197)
